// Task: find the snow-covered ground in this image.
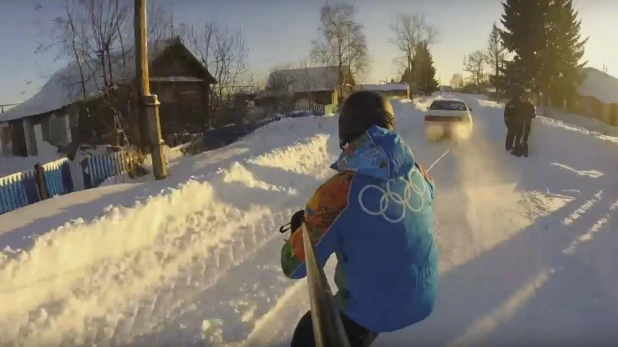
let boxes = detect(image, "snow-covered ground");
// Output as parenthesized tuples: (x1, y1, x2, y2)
(543, 107, 618, 138)
(0, 93, 617, 346)
(0, 142, 64, 177)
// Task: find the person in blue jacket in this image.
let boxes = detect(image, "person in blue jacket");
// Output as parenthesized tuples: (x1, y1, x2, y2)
(279, 90, 439, 347)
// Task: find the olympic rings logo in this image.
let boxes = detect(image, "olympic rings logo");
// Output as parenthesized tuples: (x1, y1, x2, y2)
(358, 168, 427, 223)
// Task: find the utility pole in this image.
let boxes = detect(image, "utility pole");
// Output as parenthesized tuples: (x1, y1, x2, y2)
(134, 0, 167, 180)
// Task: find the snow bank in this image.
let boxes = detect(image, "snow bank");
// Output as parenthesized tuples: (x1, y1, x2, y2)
(0, 116, 338, 345)
(543, 108, 618, 139)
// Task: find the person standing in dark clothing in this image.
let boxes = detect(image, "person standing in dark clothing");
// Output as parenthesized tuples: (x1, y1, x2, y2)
(504, 93, 524, 151)
(504, 88, 536, 157)
(516, 99, 536, 157)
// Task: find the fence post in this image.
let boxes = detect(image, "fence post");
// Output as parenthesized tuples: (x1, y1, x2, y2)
(34, 163, 49, 200)
(81, 158, 92, 189)
(61, 161, 74, 193)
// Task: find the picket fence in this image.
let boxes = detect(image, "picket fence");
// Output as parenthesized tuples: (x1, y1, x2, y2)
(83, 151, 135, 189)
(0, 170, 37, 215)
(0, 151, 136, 215)
(0, 112, 320, 215)
(294, 103, 326, 115)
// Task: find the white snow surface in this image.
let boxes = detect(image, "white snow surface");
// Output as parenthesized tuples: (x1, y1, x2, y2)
(1, 144, 63, 177)
(0, 94, 617, 346)
(543, 107, 618, 138)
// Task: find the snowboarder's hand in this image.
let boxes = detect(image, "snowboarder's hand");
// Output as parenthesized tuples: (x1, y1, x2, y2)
(290, 209, 305, 233)
(278, 209, 305, 234)
(417, 163, 433, 182)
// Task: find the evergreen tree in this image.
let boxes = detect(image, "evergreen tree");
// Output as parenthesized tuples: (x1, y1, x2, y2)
(400, 68, 412, 85)
(414, 42, 439, 95)
(544, 0, 587, 107)
(499, 0, 547, 93)
(499, 0, 587, 105)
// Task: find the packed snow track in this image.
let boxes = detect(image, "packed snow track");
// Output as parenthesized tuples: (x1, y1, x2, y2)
(0, 93, 617, 346)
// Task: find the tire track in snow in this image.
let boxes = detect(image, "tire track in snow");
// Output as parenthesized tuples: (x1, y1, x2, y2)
(123, 170, 337, 344)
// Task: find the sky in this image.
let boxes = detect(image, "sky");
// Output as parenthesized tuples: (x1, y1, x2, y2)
(0, 0, 616, 106)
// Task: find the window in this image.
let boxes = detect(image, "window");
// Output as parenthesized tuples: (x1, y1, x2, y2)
(429, 100, 468, 111)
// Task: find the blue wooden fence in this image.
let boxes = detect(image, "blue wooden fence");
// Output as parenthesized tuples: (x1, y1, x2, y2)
(42, 158, 73, 197)
(83, 151, 133, 189)
(0, 150, 135, 215)
(294, 103, 326, 115)
(0, 171, 37, 214)
(0, 158, 76, 215)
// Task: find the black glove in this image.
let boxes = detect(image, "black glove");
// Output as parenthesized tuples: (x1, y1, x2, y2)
(279, 209, 305, 234)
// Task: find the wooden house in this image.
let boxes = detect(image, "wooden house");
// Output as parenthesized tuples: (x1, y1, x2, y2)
(568, 67, 618, 126)
(255, 66, 355, 111)
(0, 38, 216, 156)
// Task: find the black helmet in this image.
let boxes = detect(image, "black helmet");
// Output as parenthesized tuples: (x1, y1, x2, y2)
(338, 91, 395, 147)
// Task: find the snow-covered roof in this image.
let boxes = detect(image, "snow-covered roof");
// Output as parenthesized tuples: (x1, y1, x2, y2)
(0, 39, 211, 123)
(577, 67, 618, 105)
(260, 66, 349, 96)
(356, 83, 408, 92)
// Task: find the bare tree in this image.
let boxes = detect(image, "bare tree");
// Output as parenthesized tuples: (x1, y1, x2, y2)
(182, 21, 248, 125)
(310, 2, 369, 103)
(252, 73, 268, 92)
(35, 0, 178, 149)
(390, 13, 438, 97)
(450, 73, 464, 90)
(463, 50, 488, 92)
(263, 63, 295, 112)
(298, 58, 315, 103)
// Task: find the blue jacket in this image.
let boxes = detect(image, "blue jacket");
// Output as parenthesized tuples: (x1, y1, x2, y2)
(280, 125, 438, 332)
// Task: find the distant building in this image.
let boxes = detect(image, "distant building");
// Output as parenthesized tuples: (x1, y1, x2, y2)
(256, 66, 355, 110)
(569, 67, 618, 126)
(0, 38, 217, 156)
(356, 83, 410, 99)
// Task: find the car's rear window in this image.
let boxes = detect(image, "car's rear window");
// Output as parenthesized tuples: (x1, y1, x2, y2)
(429, 100, 468, 111)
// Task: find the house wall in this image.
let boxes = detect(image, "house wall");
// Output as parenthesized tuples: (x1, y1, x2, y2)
(148, 44, 212, 138)
(609, 104, 618, 126)
(9, 119, 27, 156)
(373, 89, 409, 99)
(563, 94, 618, 127)
(151, 80, 210, 137)
(293, 91, 335, 106)
(0, 123, 9, 155)
(22, 118, 37, 156)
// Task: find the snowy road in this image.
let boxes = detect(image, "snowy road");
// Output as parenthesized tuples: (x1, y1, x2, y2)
(1, 94, 617, 346)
